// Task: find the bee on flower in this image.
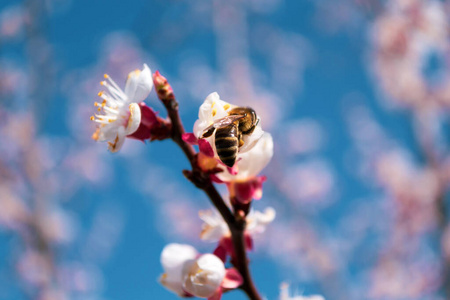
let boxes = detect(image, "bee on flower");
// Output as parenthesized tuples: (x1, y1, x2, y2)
(184, 92, 273, 203)
(192, 92, 273, 173)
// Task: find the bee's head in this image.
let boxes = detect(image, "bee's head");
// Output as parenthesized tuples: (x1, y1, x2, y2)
(230, 106, 258, 134)
(247, 108, 258, 127)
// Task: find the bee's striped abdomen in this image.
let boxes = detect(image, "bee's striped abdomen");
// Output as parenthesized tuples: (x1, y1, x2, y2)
(215, 125, 239, 168)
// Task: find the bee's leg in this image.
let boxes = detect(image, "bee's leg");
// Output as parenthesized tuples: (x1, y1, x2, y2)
(202, 126, 216, 138)
(238, 132, 244, 147)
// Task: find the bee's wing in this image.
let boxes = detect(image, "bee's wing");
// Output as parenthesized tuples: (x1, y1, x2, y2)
(201, 115, 245, 138)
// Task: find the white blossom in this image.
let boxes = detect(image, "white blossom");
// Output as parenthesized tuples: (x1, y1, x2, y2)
(279, 283, 325, 300)
(199, 207, 276, 242)
(182, 253, 225, 298)
(193, 92, 273, 181)
(159, 244, 226, 298)
(160, 243, 198, 296)
(91, 64, 153, 152)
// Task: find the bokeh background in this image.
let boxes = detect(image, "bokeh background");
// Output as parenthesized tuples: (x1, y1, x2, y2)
(1, 0, 450, 299)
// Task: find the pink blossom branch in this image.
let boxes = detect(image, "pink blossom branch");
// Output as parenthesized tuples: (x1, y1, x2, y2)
(154, 72, 262, 300)
(413, 110, 450, 296)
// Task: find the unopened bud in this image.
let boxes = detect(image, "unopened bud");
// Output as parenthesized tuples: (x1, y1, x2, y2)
(153, 71, 175, 102)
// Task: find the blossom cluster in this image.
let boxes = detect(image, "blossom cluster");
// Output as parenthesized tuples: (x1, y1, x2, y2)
(90, 65, 287, 299)
(372, 0, 450, 109)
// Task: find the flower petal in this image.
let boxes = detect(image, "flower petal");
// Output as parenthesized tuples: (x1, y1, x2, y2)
(182, 133, 198, 145)
(126, 103, 141, 135)
(221, 268, 243, 289)
(182, 254, 225, 298)
(199, 209, 229, 242)
(160, 273, 189, 297)
(199, 139, 215, 157)
(108, 126, 127, 153)
(207, 288, 223, 300)
(246, 207, 276, 236)
(124, 64, 153, 102)
(217, 132, 273, 181)
(161, 244, 198, 284)
(193, 92, 234, 139)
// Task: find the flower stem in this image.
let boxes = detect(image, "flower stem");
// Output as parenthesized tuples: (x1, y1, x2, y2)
(160, 93, 262, 300)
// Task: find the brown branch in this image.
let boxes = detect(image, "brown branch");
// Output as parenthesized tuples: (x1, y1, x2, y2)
(157, 78, 262, 300)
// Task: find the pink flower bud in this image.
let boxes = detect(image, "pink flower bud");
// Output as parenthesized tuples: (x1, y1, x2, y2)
(152, 70, 175, 102)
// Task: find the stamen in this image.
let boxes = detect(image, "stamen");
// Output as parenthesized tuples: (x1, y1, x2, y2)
(103, 106, 118, 114)
(90, 116, 95, 121)
(211, 101, 216, 108)
(212, 108, 217, 117)
(98, 92, 118, 106)
(104, 74, 109, 78)
(94, 119, 109, 124)
(223, 104, 230, 110)
(103, 81, 127, 101)
(106, 75, 125, 97)
(95, 114, 116, 120)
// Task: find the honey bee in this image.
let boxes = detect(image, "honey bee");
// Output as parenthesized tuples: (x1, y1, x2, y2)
(201, 107, 259, 168)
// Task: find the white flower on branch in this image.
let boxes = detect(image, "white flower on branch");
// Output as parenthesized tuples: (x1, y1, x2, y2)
(91, 64, 153, 152)
(160, 243, 198, 297)
(182, 253, 225, 298)
(193, 92, 273, 181)
(199, 207, 276, 242)
(159, 243, 242, 299)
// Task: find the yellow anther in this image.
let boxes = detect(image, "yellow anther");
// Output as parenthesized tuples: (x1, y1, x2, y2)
(195, 268, 204, 275)
(108, 119, 114, 123)
(98, 91, 103, 97)
(104, 74, 109, 79)
(128, 69, 141, 79)
(212, 108, 217, 117)
(92, 128, 100, 141)
(223, 104, 230, 110)
(97, 107, 101, 112)
(94, 102, 99, 106)
(90, 116, 95, 121)
(102, 100, 106, 104)
(211, 101, 216, 108)
(100, 81, 105, 86)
